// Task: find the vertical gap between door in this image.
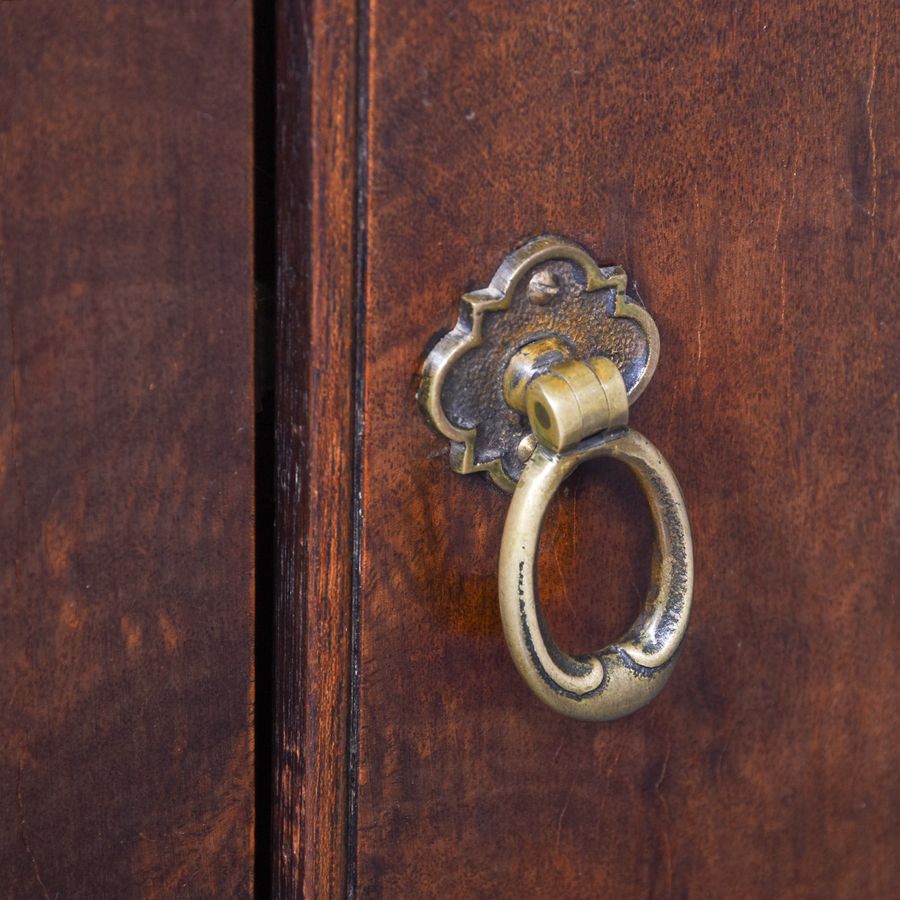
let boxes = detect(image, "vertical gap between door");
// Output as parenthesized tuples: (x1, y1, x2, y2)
(253, 0, 277, 894)
(266, 0, 365, 892)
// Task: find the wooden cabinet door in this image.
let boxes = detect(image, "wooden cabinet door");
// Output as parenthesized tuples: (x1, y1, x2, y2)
(0, 4, 256, 895)
(1, 3, 894, 896)
(275, 1, 897, 897)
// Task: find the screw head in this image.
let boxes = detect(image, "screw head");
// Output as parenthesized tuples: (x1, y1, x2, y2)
(526, 269, 560, 305)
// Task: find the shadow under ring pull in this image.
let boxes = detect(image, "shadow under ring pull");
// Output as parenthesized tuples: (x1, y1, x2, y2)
(418, 235, 693, 721)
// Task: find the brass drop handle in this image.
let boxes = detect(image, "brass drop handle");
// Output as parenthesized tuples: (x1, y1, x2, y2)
(500, 359, 691, 720)
(418, 236, 693, 721)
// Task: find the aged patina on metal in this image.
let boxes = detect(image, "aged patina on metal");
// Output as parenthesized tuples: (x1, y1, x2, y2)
(418, 235, 693, 721)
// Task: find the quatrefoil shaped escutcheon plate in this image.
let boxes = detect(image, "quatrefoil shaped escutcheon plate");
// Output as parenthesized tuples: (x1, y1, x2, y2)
(418, 235, 660, 490)
(418, 235, 692, 722)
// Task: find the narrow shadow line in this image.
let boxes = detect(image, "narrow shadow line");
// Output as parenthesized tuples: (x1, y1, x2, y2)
(252, 0, 277, 894)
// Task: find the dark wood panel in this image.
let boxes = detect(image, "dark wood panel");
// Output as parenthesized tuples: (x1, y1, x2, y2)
(0, 4, 255, 896)
(272, 0, 360, 896)
(354, 1, 898, 897)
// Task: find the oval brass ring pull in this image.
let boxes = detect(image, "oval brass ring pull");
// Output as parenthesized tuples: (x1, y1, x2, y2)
(418, 235, 694, 721)
(499, 429, 693, 721)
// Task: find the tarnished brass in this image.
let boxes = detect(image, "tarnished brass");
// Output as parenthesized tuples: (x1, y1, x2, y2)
(418, 234, 658, 491)
(502, 337, 571, 414)
(498, 430, 692, 720)
(418, 236, 692, 721)
(525, 356, 628, 452)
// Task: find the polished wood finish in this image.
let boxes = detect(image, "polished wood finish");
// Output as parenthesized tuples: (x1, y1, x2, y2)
(272, 0, 360, 896)
(9, 2, 890, 895)
(0, 4, 255, 895)
(350, 1, 898, 896)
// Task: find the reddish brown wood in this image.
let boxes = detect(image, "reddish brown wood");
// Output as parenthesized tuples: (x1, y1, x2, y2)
(352, 1, 898, 897)
(0, 4, 255, 896)
(272, 0, 360, 896)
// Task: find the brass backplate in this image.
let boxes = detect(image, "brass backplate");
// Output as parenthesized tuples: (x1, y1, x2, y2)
(418, 235, 659, 491)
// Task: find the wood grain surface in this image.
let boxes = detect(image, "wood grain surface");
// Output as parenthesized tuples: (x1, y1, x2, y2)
(351, 1, 898, 896)
(272, 0, 361, 897)
(0, 4, 256, 896)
